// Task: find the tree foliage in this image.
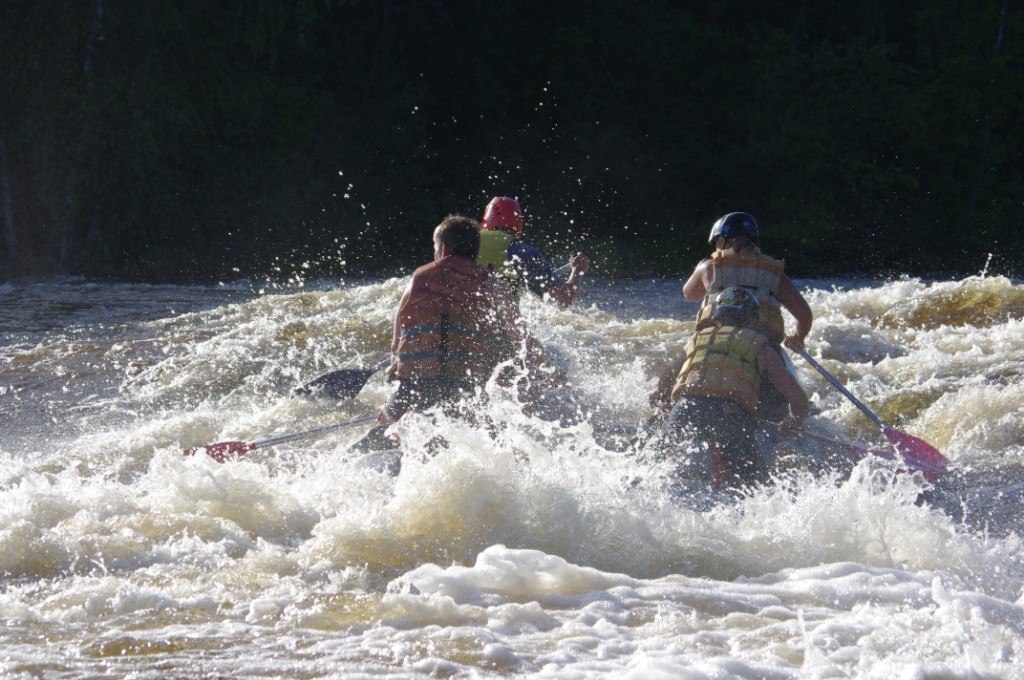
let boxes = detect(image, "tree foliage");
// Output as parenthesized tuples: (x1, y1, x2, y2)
(1, 0, 1021, 281)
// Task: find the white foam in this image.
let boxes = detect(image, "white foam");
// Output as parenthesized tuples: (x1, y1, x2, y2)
(3, 275, 1024, 676)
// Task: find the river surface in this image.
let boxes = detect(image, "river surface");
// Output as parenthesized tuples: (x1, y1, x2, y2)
(1, 275, 1023, 678)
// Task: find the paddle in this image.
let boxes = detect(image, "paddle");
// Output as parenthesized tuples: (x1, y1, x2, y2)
(294, 358, 390, 399)
(793, 347, 948, 481)
(183, 415, 377, 462)
(292, 262, 574, 401)
(795, 427, 947, 479)
(292, 258, 579, 400)
(290, 259, 577, 403)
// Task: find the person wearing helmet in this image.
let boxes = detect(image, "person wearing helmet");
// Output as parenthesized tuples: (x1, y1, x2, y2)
(477, 196, 591, 306)
(684, 212, 812, 349)
(682, 212, 813, 422)
(350, 214, 554, 459)
(649, 287, 810, 492)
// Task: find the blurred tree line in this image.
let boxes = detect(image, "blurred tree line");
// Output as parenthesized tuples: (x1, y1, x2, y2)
(1, 0, 1021, 282)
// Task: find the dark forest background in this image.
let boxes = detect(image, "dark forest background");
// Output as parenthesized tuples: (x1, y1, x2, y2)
(1, 0, 1021, 283)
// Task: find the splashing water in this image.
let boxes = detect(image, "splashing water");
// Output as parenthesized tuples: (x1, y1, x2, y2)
(1, 275, 1023, 677)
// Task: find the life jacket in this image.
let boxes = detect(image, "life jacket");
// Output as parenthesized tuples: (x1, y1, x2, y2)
(477, 229, 515, 271)
(671, 325, 767, 416)
(695, 247, 786, 344)
(476, 229, 526, 294)
(388, 256, 509, 382)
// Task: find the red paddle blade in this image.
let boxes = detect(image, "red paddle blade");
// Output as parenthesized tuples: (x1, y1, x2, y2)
(183, 441, 256, 463)
(825, 439, 948, 482)
(882, 426, 949, 481)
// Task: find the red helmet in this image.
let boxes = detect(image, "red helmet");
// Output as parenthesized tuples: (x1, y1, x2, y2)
(481, 196, 523, 237)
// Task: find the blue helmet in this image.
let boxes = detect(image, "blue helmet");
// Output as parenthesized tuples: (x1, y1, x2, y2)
(708, 212, 759, 245)
(712, 287, 759, 326)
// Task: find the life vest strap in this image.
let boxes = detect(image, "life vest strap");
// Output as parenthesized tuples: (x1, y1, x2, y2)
(394, 349, 489, 364)
(702, 283, 779, 307)
(400, 323, 491, 340)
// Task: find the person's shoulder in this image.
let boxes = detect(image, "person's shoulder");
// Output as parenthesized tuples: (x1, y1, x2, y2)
(756, 249, 785, 267)
(689, 257, 713, 277)
(508, 239, 543, 258)
(411, 260, 436, 277)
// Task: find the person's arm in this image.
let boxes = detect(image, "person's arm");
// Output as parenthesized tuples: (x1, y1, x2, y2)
(759, 344, 810, 432)
(390, 282, 413, 355)
(777, 275, 813, 350)
(512, 241, 588, 307)
(682, 260, 712, 302)
(375, 281, 415, 427)
(548, 252, 590, 306)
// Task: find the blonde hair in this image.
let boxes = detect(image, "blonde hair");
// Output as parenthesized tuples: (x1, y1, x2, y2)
(723, 235, 757, 252)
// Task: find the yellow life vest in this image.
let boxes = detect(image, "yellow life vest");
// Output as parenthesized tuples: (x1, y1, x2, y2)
(671, 325, 767, 415)
(477, 229, 515, 272)
(476, 228, 525, 294)
(695, 246, 786, 343)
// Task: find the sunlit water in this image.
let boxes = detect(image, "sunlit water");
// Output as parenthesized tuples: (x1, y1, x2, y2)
(1, 275, 1023, 678)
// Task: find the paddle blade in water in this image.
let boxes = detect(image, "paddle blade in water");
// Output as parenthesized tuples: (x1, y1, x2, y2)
(882, 426, 949, 481)
(806, 435, 948, 482)
(183, 441, 256, 463)
(294, 368, 376, 400)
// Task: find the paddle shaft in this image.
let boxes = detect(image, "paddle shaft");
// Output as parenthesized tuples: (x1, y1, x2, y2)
(185, 414, 379, 461)
(251, 415, 377, 449)
(797, 428, 870, 454)
(794, 348, 884, 428)
(367, 358, 391, 372)
(793, 347, 948, 479)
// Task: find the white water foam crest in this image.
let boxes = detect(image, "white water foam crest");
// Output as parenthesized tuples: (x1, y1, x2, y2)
(800, 279, 1024, 465)
(270, 387, 1024, 592)
(3, 277, 1024, 677)
(123, 279, 406, 410)
(6, 376, 1020, 599)
(373, 544, 1024, 677)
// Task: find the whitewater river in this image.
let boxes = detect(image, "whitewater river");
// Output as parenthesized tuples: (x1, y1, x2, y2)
(1, 275, 1023, 678)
